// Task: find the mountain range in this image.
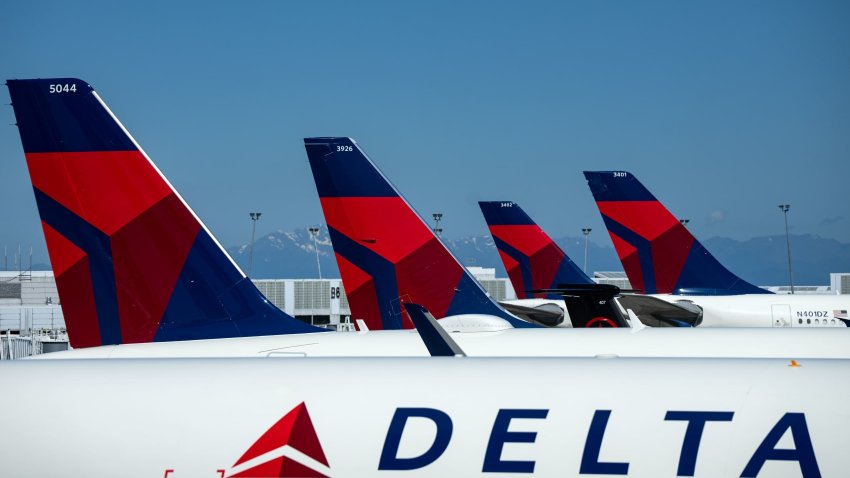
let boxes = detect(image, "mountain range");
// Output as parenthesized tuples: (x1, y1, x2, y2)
(226, 227, 850, 286)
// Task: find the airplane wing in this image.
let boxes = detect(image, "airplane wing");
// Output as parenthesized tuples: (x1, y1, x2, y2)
(616, 294, 703, 327)
(497, 301, 565, 327)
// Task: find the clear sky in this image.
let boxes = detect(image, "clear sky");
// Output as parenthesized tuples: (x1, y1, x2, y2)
(2, 1, 849, 266)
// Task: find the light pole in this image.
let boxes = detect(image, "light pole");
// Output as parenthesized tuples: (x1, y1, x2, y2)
(582, 228, 592, 273)
(778, 204, 794, 294)
(308, 226, 322, 326)
(248, 212, 261, 277)
(679, 219, 690, 227)
(432, 213, 443, 237)
(308, 227, 322, 280)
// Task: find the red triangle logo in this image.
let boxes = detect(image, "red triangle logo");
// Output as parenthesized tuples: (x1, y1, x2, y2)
(231, 402, 329, 477)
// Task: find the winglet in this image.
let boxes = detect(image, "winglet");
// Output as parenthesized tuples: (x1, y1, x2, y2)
(583, 171, 769, 296)
(626, 309, 646, 332)
(479, 201, 593, 300)
(403, 303, 466, 357)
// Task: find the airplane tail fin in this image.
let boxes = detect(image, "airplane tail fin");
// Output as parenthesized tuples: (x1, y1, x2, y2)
(7, 78, 324, 348)
(583, 171, 768, 295)
(479, 201, 593, 299)
(303, 137, 535, 330)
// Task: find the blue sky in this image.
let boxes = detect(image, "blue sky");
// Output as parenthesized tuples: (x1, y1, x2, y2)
(2, 1, 848, 266)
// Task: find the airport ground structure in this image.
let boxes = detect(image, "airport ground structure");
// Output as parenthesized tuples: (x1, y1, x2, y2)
(1, 269, 848, 359)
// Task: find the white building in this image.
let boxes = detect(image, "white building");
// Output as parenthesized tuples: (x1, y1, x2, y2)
(2, 269, 846, 334)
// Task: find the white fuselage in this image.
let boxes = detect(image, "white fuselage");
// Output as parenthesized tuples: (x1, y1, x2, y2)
(33, 324, 850, 359)
(655, 294, 850, 327)
(507, 294, 850, 329)
(1, 356, 847, 477)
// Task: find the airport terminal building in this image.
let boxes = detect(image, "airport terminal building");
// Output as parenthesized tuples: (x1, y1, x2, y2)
(0, 267, 516, 334)
(2, 269, 848, 335)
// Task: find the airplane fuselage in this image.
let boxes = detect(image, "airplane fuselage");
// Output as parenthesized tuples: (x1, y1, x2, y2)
(655, 294, 850, 328)
(2, 357, 847, 477)
(32, 325, 850, 359)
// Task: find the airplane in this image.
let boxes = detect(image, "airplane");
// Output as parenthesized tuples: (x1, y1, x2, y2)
(6, 77, 329, 351)
(8, 78, 850, 361)
(303, 137, 537, 330)
(305, 139, 687, 329)
(479, 200, 701, 327)
(478, 200, 593, 299)
(1, 355, 848, 476)
(584, 170, 850, 327)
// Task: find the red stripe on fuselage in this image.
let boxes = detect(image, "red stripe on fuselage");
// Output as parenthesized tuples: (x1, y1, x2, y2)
(26, 151, 173, 235)
(597, 201, 679, 241)
(110, 193, 201, 343)
(319, 197, 432, 264)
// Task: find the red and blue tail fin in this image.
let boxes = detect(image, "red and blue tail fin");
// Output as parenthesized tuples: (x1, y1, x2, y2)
(7, 78, 325, 348)
(304, 137, 536, 330)
(479, 201, 593, 299)
(583, 171, 769, 295)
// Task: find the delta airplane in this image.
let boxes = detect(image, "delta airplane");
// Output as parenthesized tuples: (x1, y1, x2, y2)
(8, 78, 850, 361)
(584, 171, 850, 328)
(306, 139, 690, 329)
(303, 137, 537, 330)
(1, 355, 849, 477)
(479, 200, 702, 327)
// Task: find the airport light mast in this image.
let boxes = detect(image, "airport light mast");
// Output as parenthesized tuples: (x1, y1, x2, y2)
(432, 213, 443, 237)
(582, 228, 592, 273)
(308, 226, 322, 327)
(778, 204, 794, 294)
(308, 227, 322, 280)
(248, 212, 261, 277)
(679, 219, 690, 227)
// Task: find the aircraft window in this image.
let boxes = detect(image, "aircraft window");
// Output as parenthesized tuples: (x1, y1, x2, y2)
(807, 319, 811, 324)
(798, 319, 802, 324)
(815, 319, 820, 325)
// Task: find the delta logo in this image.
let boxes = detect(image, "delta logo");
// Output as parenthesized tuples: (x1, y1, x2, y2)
(225, 402, 331, 478)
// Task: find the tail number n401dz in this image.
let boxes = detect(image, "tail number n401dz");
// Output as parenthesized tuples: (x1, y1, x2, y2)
(378, 407, 820, 476)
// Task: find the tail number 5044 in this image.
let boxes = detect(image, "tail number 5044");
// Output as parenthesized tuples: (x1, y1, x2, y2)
(49, 84, 77, 93)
